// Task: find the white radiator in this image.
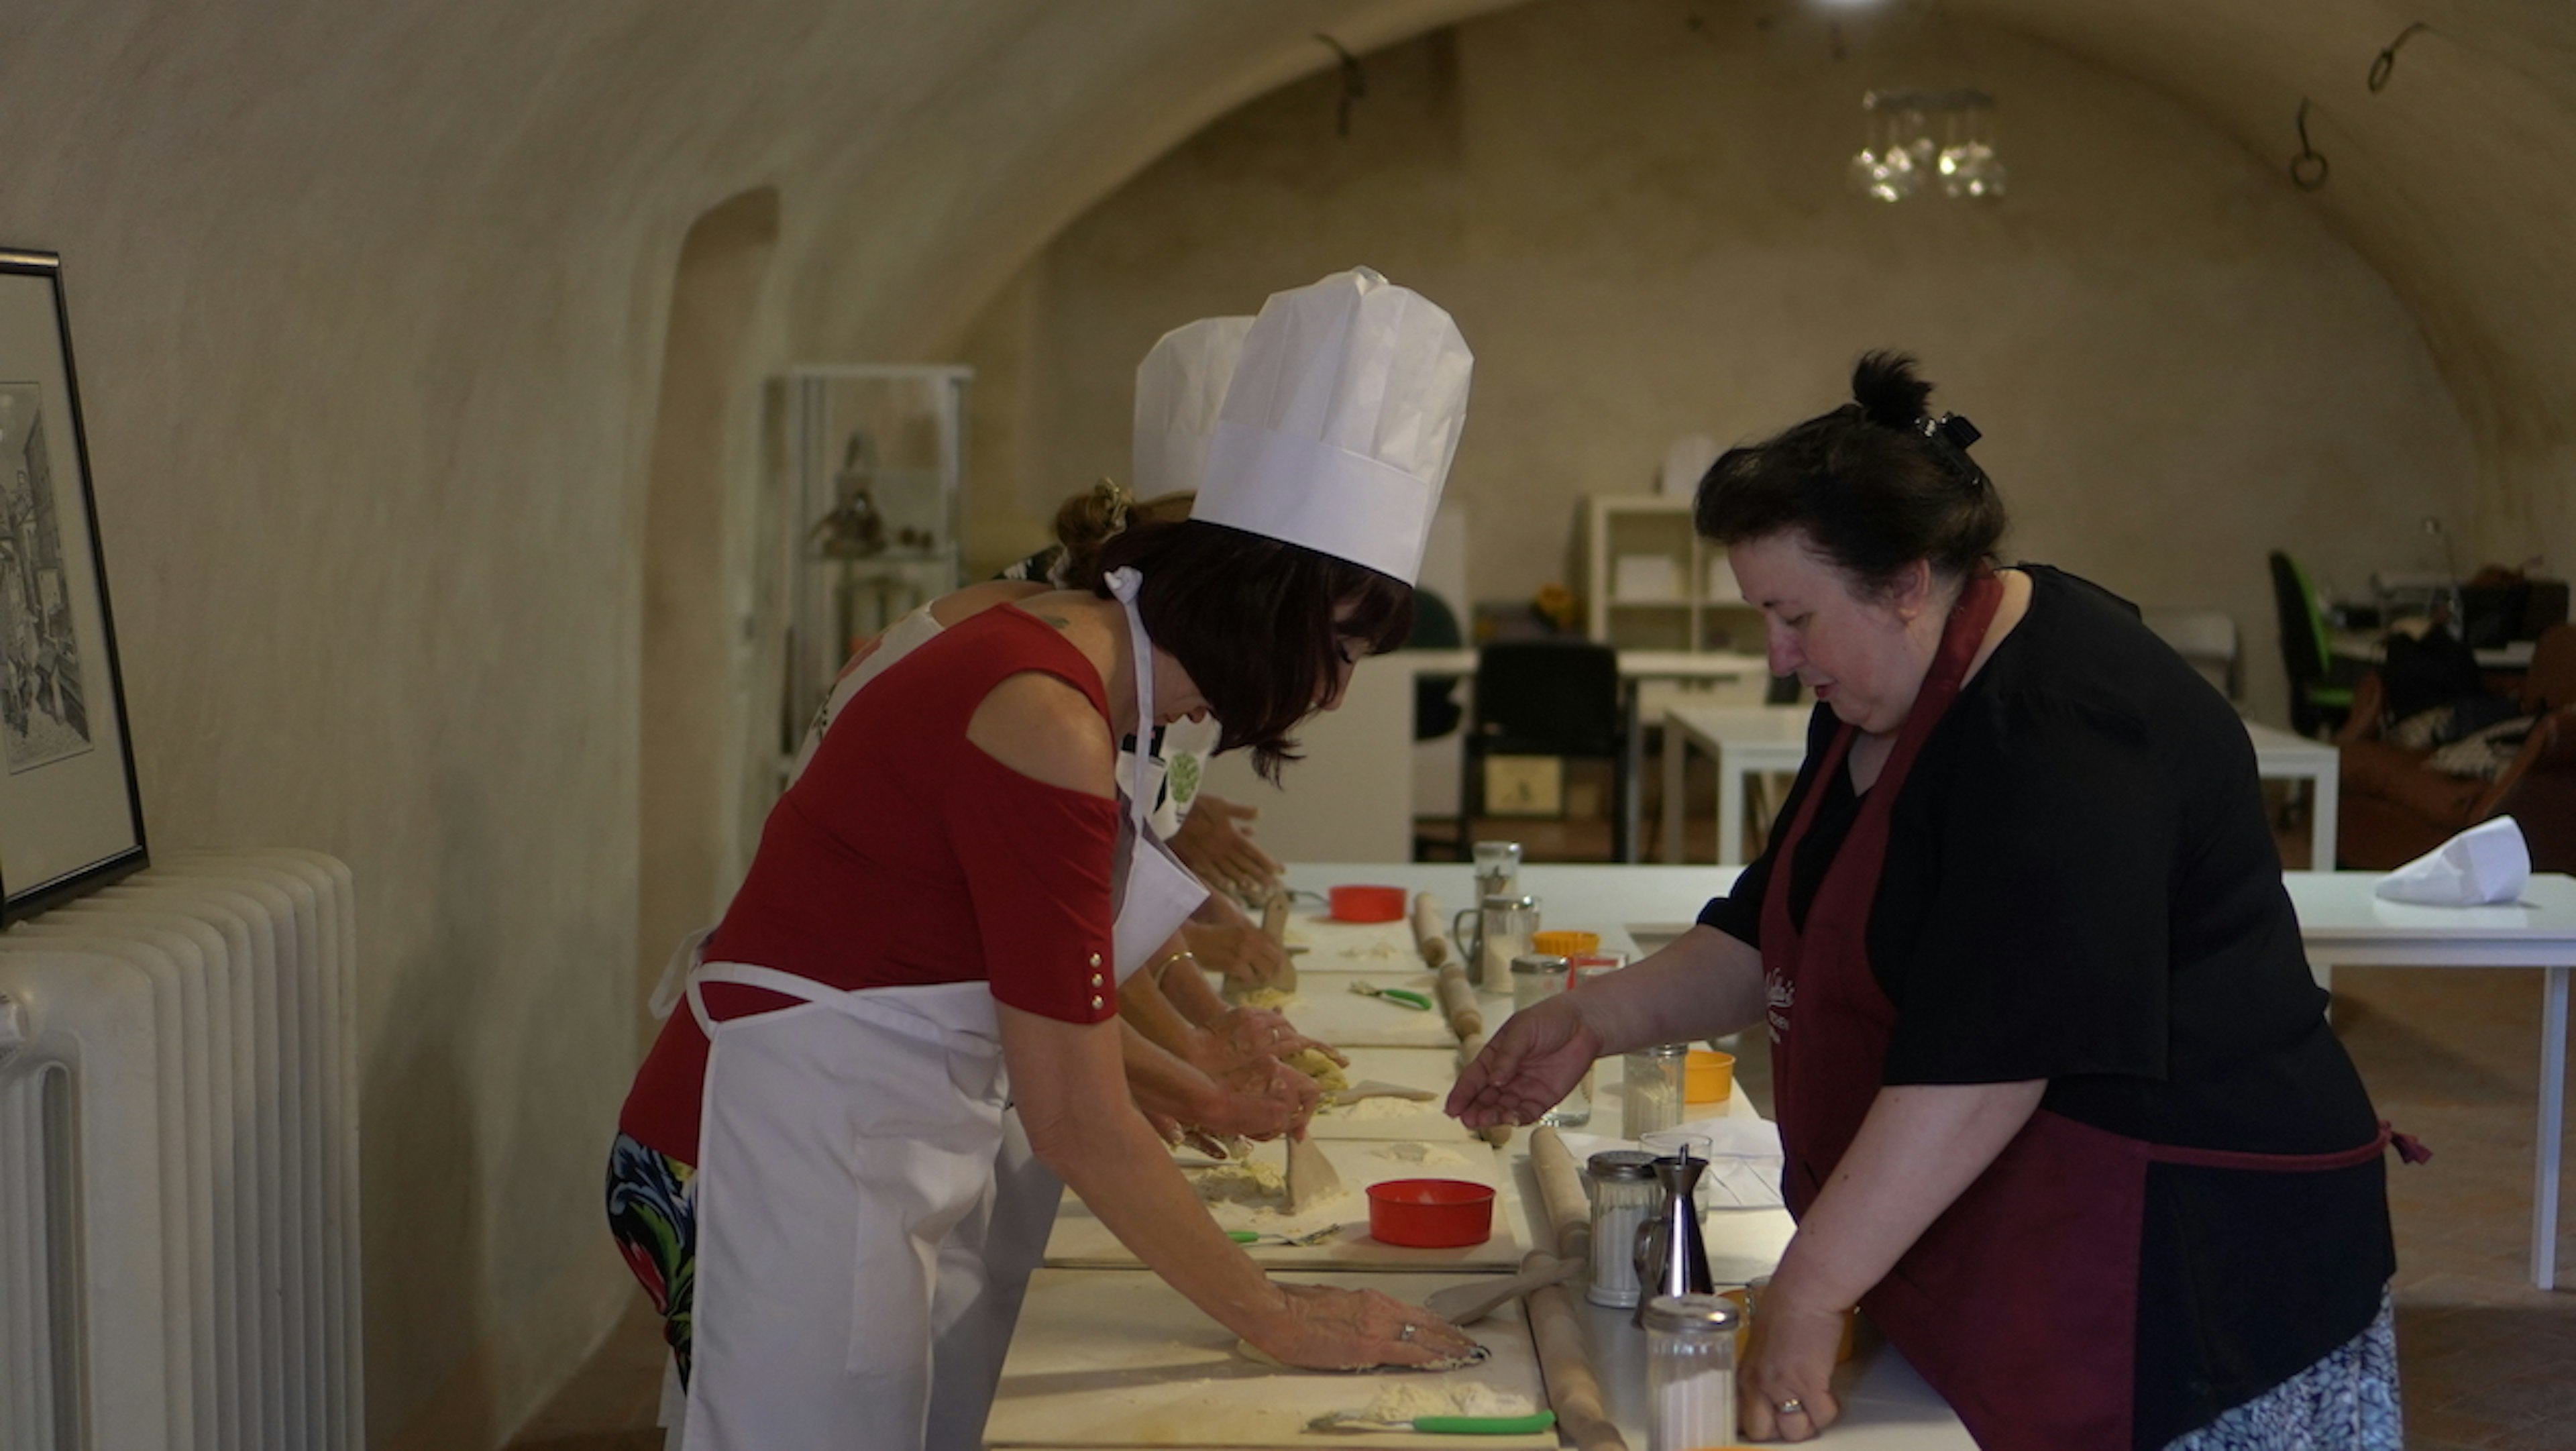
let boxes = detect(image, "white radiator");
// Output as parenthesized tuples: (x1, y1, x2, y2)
(0, 850, 361, 1451)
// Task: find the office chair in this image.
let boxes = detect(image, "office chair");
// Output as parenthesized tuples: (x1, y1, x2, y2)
(2269, 550, 2355, 738)
(1460, 638, 1628, 861)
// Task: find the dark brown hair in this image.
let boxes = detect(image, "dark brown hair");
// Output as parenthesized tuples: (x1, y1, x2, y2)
(1694, 352, 2006, 596)
(1094, 519, 1413, 780)
(1054, 483, 1195, 592)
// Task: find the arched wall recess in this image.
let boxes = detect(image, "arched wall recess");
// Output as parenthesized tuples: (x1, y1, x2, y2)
(637, 186, 780, 1034)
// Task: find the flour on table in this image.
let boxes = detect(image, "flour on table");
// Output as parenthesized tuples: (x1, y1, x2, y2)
(1324, 1094, 1430, 1121)
(1229, 985, 1298, 1010)
(1376, 1142, 1474, 1169)
(1360, 1381, 1535, 1421)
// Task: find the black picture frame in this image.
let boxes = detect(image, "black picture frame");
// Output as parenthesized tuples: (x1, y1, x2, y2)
(0, 250, 145, 921)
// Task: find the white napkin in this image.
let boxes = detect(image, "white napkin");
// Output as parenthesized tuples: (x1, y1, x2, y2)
(1558, 1116, 1786, 1211)
(2375, 816, 2530, 906)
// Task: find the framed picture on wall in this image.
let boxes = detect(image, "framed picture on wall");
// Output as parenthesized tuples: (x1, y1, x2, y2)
(0, 250, 145, 922)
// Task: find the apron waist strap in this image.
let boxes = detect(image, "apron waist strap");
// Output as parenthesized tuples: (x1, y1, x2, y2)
(687, 961, 992, 1050)
(2145, 1120, 2428, 1173)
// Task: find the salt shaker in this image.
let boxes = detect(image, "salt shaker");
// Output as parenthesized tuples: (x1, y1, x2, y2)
(1623, 1042, 1688, 1139)
(1583, 1150, 1658, 1307)
(1644, 1293, 1740, 1451)
(1508, 951, 1568, 1015)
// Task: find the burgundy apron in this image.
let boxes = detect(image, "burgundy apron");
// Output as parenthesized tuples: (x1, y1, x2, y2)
(1760, 570, 2419, 1451)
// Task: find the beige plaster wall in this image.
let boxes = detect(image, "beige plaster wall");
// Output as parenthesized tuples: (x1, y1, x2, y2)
(963, 1, 2481, 729)
(0, 3, 2567, 1449)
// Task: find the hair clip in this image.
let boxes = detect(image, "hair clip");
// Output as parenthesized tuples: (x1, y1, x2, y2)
(1917, 413, 1989, 490)
(1919, 413, 1982, 451)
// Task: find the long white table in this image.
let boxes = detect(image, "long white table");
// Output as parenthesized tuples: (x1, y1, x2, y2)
(1288, 864, 2576, 1290)
(1283, 861, 1971, 1446)
(1659, 705, 2342, 870)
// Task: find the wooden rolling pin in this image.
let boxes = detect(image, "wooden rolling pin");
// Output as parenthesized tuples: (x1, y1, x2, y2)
(1521, 1132, 1626, 1451)
(1529, 1126, 1594, 1266)
(1411, 891, 1452, 969)
(1435, 962, 1483, 1039)
(1456, 1030, 1513, 1147)
(1261, 893, 1296, 992)
(1526, 1271, 1627, 1451)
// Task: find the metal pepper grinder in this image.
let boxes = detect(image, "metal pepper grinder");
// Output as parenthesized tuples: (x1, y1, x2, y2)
(1631, 1152, 1714, 1327)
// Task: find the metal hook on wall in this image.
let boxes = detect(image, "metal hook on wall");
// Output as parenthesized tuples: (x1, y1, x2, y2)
(1316, 34, 1367, 138)
(2369, 22, 2430, 93)
(2288, 99, 2330, 191)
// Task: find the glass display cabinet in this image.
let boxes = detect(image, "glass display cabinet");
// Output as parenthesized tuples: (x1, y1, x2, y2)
(775, 364, 971, 760)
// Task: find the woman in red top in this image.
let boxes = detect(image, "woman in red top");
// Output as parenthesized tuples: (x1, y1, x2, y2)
(612, 269, 1483, 1451)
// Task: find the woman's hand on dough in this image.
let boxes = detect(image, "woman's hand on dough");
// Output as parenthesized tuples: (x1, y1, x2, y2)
(1250, 1283, 1483, 1371)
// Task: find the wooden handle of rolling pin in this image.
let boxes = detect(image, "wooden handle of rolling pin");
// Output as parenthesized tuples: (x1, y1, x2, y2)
(1529, 1126, 1593, 1265)
(1436, 963, 1483, 1038)
(1526, 1274, 1627, 1451)
(1455, 1030, 1513, 1147)
(1260, 894, 1296, 991)
(1411, 892, 1450, 969)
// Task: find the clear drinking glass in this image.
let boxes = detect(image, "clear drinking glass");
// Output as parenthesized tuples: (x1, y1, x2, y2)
(1624, 1043, 1689, 1140)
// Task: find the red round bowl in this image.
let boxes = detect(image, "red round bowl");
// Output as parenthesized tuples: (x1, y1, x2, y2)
(1366, 1178, 1497, 1248)
(1330, 884, 1408, 923)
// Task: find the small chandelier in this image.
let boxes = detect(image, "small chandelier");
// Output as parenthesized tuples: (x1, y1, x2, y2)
(1850, 89, 2005, 202)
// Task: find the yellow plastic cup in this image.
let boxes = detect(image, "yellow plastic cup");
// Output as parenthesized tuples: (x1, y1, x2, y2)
(1684, 1049, 1735, 1104)
(1531, 930, 1599, 957)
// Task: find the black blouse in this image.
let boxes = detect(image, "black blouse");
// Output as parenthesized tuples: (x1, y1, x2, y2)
(1700, 565, 2395, 1448)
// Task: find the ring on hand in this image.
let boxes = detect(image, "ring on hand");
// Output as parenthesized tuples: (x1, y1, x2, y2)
(1776, 1398, 1805, 1417)
(1398, 1324, 1417, 1342)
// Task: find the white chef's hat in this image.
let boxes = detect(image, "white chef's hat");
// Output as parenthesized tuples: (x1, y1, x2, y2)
(1191, 268, 1472, 586)
(1132, 315, 1254, 498)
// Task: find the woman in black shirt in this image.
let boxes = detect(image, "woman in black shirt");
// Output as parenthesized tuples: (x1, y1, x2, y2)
(1450, 355, 2406, 1450)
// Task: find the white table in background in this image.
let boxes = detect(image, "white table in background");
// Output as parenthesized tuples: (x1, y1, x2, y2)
(1287, 864, 2576, 1291)
(1658, 704, 1810, 866)
(1402, 648, 1768, 863)
(2243, 720, 2339, 869)
(1661, 706, 2343, 870)
(2286, 871, 2576, 1289)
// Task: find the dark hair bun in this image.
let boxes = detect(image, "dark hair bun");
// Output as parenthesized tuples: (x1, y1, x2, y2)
(1851, 350, 1933, 431)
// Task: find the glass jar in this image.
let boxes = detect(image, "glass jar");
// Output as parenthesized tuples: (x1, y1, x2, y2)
(1471, 839, 1522, 904)
(1644, 1294, 1739, 1451)
(1623, 1042, 1689, 1139)
(1506, 951, 1589, 1125)
(1475, 894, 1539, 988)
(1584, 1150, 1659, 1307)
(1508, 951, 1569, 1015)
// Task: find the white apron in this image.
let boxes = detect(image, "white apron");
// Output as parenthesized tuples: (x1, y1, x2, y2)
(675, 572, 1205, 1451)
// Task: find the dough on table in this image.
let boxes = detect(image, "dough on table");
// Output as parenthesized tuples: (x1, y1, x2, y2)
(1285, 1046, 1349, 1092)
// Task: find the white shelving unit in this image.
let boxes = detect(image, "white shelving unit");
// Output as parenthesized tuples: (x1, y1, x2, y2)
(775, 365, 971, 768)
(1581, 494, 1763, 655)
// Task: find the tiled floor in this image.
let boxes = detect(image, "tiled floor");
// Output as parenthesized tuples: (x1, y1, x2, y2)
(509, 945, 2576, 1451)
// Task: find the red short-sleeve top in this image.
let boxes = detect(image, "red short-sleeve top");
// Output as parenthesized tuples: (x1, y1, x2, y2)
(620, 607, 1120, 1163)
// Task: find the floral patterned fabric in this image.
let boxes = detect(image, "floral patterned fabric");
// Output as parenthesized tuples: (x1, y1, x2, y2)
(2161, 1287, 2401, 1450)
(606, 1132, 698, 1385)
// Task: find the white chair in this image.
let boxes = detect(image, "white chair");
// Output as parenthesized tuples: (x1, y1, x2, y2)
(2143, 606, 2241, 701)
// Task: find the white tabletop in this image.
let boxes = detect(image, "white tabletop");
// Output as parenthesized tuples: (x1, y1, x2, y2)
(1289, 862, 2576, 1291)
